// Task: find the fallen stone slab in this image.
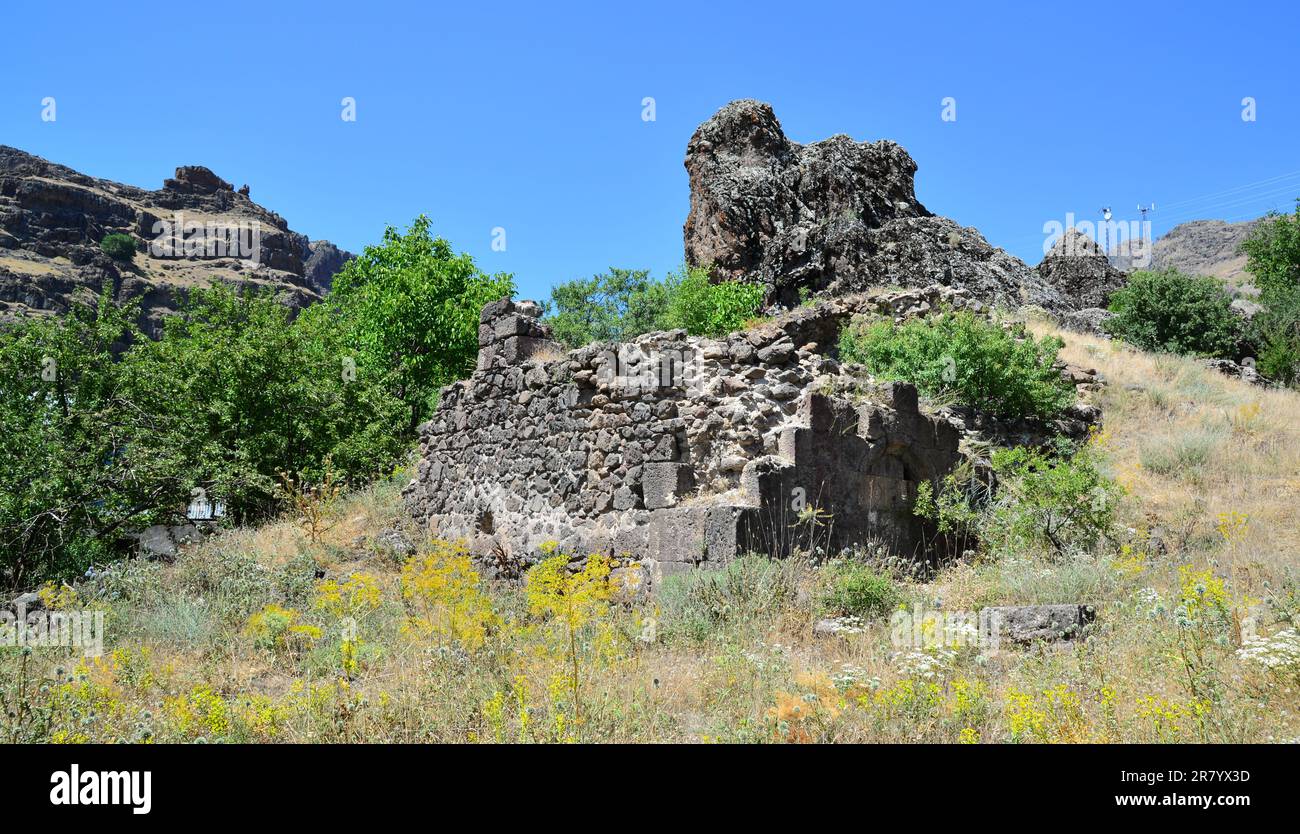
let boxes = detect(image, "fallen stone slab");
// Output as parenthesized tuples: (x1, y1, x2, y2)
(981, 603, 1096, 645)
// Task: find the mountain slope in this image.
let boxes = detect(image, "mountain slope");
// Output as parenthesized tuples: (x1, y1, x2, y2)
(1110, 218, 1261, 286)
(0, 146, 352, 337)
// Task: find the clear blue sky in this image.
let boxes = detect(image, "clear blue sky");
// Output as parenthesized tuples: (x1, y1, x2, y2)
(2, 1, 1297, 302)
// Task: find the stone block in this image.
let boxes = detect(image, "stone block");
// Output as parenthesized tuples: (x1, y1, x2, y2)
(982, 604, 1096, 645)
(642, 462, 695, 509)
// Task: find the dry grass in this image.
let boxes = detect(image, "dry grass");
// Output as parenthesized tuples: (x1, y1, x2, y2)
(3, 325, 1299, 744)
(1031, 318, 1300, 591)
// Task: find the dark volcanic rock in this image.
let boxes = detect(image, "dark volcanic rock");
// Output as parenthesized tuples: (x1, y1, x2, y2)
(682, 100, 1065, 311)
(0, 145, 352, 336)
(1036, 228, 1127, 310)
(163, 165, 233, 195)
(303, 239, 354, 294)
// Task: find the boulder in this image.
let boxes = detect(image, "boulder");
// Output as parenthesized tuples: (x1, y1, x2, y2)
(682, 100, 1065, 311)
(983, 603, 1096, 644)
(1036, 229, 1127, 310)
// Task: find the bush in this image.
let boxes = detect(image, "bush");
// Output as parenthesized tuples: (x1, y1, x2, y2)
(544, 268, 671, 347)
(1257, 324, 1300, 385)
(985, 439, 1121, 557)
(100, 233, 137, 262)
(1104, 269, 1241, 358)
(662, 266, 765, 337)
(1241, 201, 1300, 303)
(1241, 203, 1300, 384)
(816, 559, 900, 619)
(838, 310, 1073, 419)
(1242, 202, 1300, 384)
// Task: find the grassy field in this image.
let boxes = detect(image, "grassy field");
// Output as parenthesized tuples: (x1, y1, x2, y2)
(3, 321, 1299, 744)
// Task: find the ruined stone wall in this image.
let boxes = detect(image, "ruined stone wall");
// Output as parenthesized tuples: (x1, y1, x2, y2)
(405, 288, 989, 576)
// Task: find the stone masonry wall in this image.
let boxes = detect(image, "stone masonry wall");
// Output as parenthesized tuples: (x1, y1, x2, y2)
(403, 288, 1004, 577)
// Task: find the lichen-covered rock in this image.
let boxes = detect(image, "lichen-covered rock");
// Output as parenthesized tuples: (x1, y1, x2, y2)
(1036, 229, 1127, 310)
(982, 603, 1096, 644)
(1058, 306, 1114, 336)
(682, 100, 1066, 311)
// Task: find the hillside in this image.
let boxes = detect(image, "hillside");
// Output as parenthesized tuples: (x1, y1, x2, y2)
(3, 100, 1297, 749)
(9, 319, 1296, 743)
(1110, 218, 1261, 285)
(0, 146, 351, 337)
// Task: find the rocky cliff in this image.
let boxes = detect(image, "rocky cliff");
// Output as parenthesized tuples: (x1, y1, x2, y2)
(682, 100, 1069, 311)
(0, 146, 352, 337)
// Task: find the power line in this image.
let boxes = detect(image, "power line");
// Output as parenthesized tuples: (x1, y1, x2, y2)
(1155, 169, 1300, 212)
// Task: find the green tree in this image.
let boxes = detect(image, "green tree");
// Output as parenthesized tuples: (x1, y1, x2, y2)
(545, 268, 670, 347)
(121, 285, 408, 521)
(662, 266, 765, 337)
(0, 294, 180, 586)
(1104, 269, 1241, 358)
(327, 215, 514, 430)
(1241, 202, 1300, 383)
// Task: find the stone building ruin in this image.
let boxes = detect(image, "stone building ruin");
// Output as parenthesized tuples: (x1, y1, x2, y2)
(404, 100, 1107, 577)
(405, 289, 1018, 576)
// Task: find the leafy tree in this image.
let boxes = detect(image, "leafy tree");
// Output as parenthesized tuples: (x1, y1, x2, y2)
(1241, 201, 1300, 303)
(838, 310, 1073, 419)
(545, 265, 765, 347)
(662, 266, 765, 337)
(0, 218, 505, 588)
(1104, 269, 1241, 358)
(327, 215, 514, 431)
(121, 285, 408, 521)
(545, 268, 670, 347)
(0, 294, 177, 586)
(1241, 202, 1300, 384)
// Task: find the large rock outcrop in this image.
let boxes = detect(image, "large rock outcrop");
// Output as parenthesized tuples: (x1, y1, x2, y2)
(682, 100, 1067, 311)
(1036, 229, 1127, 310)
(0, 146, 352, 337)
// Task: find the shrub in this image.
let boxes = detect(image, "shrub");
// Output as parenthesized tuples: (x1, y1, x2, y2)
(1257, 324, 1300, 385)
(1241, 201, 1300, 303)
(545, 268, 671, 347)
(99, 233, 136, 262)
(816, 560, 900, 619)
(838, 310, 1073, 419)
(985, 439, 1121, 557)
(1241, 202, 1300, 384)
(545, 265, 765, 346)
(663, 266, 765, 337)
(1104, 269, 1241, 358)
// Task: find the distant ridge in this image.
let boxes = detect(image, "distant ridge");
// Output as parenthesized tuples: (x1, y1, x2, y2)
(0, 146, 352, 337)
